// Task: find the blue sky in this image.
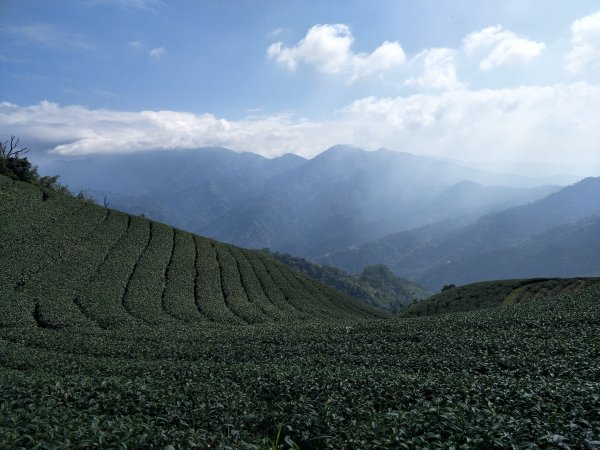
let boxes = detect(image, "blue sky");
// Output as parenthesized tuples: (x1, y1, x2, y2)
(1, 0, 600, 171)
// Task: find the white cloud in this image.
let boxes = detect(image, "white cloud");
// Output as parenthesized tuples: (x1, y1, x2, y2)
(463, 25, 545, 70)
(149, 47, 165, 59)
(566, 10, 600, 73)
(128, 40, 142, 49)
(267, 24, 406, 82)
(405, 48, 463, 90)
(342, 83, 600, 165)
(3, 83, 600, 167)
(0, 101, 334, 158)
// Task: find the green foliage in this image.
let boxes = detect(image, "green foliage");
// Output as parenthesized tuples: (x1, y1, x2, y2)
(0, 176, 379, 329)
(0, 136, 73, 200)
(402, 277, 599, 317)
(441, 283, 456, 291)
(268, 251, 431, 312)
(0, 285, 599, 447)
(2, 177, 600, 448)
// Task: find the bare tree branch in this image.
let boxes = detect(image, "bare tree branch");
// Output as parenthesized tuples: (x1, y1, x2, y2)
(1, 135, 29, 158)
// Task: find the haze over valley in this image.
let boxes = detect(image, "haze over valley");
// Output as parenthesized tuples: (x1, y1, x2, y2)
(36, 144, 600, 290)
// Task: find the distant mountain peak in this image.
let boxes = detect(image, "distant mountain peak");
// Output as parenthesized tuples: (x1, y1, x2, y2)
(318, 144, 365, 156)
(275, 152, 306, 161)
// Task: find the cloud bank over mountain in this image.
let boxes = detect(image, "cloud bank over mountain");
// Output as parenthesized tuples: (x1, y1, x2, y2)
(3, 80, 600, 168)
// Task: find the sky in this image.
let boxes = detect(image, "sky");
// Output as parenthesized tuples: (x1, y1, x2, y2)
(1, 0, 600, 173)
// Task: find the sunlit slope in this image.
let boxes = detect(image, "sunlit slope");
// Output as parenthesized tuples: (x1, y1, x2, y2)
(0, 175, 380, 328)
(401, 277, 599, 317)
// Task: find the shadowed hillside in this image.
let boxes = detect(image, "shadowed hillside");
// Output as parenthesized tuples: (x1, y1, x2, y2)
(401, 277, 600, 317)
(266, 251, 432, 311)
(320, 177, 600, 289)
(0, 174, 380, 329)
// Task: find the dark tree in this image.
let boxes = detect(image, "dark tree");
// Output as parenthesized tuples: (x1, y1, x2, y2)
(441, 284, 457, 292)
(0, 135, 36, 183)
(0, 136, 70, 194)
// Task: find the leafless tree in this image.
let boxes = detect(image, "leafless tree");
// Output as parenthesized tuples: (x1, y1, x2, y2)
(0, 136, 29, 159)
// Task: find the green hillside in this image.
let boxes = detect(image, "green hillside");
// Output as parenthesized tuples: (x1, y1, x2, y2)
(266, 251, 432, 311)
(401, 277, 600, 317)
(0, 174, 380, 328)
(2, 173, 600, 448)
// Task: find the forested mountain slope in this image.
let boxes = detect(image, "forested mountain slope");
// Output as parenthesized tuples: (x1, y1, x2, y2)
(401, 277, 599, 317)
(267, 251, 432, 311)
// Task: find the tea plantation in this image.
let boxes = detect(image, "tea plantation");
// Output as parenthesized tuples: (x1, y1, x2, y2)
(1, 175, 600, 448)
(402, 277, 600, 317)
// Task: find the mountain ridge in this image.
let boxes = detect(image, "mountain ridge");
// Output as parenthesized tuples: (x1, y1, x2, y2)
(39, 145, 561, 258)
(319, 176, 600, 289)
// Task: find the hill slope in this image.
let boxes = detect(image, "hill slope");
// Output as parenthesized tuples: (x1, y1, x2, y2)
(401, 277, 599, 317)
(2, 174, 600, 447)
(267, 251, 432, 311)
(320, 177, 600, 289)
(417, 214, 600, 288)
(0, 174, 380, 328)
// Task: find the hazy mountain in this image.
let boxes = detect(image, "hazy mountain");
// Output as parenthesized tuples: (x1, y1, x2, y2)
(199, 146, 559, 256)
(41, 147, 306, 231)
(418, 214, 600, 289)
(41, 145, 560, 259)
(319, 177, 600, 290)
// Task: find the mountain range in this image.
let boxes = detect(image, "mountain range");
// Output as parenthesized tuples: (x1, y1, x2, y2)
(39, 145, 600, 290)
(42, 145, 559, 258)
(319, 177, 600, 289)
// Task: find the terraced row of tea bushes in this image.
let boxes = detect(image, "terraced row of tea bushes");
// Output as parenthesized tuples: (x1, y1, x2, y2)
(230, 247, 288, 321)
(0, 191, 85, 290)
(30, 209, 126, 329)
(0, 202, 109, 328)
(0, 180, 74, 249)
(1, 178, 379, 330)
(242, 249, 310, 320)
(123, 222, 175, 326)
(0, 283, 598, 448)
(214, 243, 270, 324)
(401, 277, 600, 317)
(194, 237, 244, 324)
(76, 216, 149, 329)
(162, 230, 207, 323)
